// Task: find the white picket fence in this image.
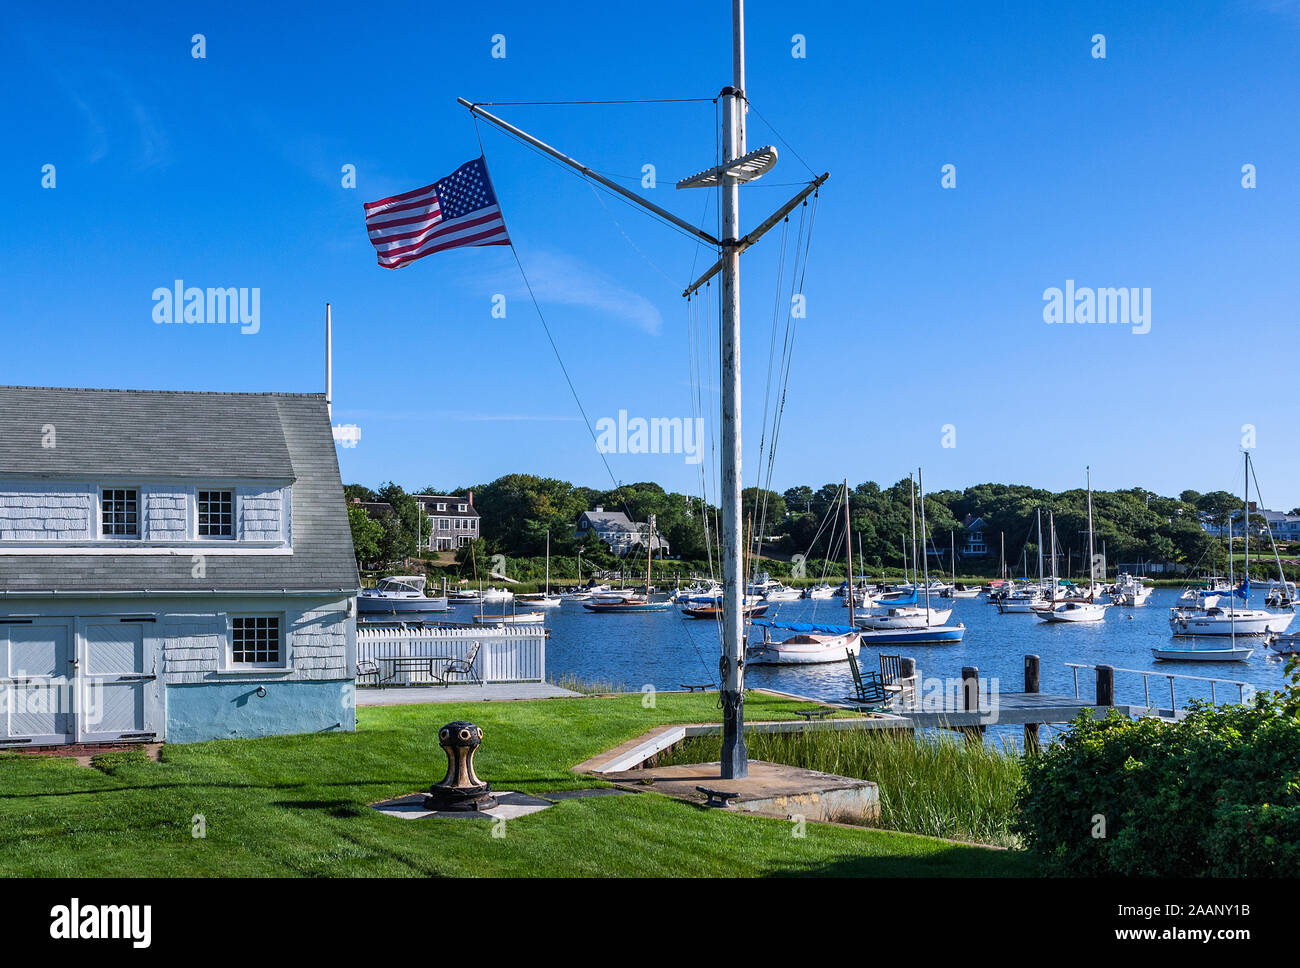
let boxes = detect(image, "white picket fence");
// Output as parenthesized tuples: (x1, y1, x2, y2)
(355, 623, 546, 685)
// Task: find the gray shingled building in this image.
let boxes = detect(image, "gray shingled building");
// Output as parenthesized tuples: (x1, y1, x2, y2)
(0, 386, 359, 745)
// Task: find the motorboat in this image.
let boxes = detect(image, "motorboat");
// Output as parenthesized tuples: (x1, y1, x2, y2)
(1266, 580, 1298, 608)
(746, 619, 859, 665)
(472, 611, 544, 625)
(1110, 573, 1153, 606)
(358, 576, 449, 615)
(763, 583, 802, 602)
(1152, 642, 1254, 662)
(1267, 630, 1300, 655)
(804, 583, 835, 600)
(481, 587, 514, 604)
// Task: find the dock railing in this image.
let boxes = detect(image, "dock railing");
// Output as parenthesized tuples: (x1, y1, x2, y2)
(1064, 662, 1253, 712)
(356, 622, 546, 685)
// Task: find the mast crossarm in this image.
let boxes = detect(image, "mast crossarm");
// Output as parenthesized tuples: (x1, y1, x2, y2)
(456, 97, 720, 246)
(682, 172, 828, 297)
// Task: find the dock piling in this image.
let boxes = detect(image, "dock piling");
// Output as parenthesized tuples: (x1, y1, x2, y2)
(1097, 664, 1115, 707)
(1024, 654, 1040, 754)
(961, 665, 983, 744)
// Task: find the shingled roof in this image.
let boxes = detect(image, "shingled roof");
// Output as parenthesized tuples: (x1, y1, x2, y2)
(0, 386, 359, 595)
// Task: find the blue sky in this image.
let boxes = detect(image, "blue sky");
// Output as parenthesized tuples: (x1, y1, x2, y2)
(5, 0, 1300, 508)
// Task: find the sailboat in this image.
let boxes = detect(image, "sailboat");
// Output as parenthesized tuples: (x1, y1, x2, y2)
(857, 469, 964, 644)
(583, 514, 672, 612)
(1167, 453, 1294, 639)
(516, 531, 562, 607)
(747, 479, 861, 664)
(997, 511, 1048, 614)
(856, 473, 954, 631)
(1156, 518, 1254, 660)
(1036, 471, 1108, 624)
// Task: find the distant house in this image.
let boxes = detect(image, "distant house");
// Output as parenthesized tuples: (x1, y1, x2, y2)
(1200, 503, 1300, 540)
(415, 492, 480, 550)
(0, 386, 360, 747)
(961, 515, 989, 556)
(354, 499, 394, 519)
(575, 506, 670, 558)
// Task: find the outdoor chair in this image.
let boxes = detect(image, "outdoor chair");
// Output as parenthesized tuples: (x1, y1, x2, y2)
(432, 641, 483, 687)
(355, 658, 382, 688)
(844, 650, 890, 709)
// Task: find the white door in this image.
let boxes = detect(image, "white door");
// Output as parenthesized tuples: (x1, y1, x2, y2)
(0, 619, 75, 746)
(79, 620, 159, 742)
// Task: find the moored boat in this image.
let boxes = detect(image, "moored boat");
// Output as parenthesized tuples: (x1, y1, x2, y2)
(358, 575, 449, 615)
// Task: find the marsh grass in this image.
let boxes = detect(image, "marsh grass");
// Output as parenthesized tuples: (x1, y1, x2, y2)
(660, 727, 1024, 848)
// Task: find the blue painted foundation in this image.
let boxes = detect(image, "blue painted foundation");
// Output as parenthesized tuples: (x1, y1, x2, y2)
(165, 680, 356, 743)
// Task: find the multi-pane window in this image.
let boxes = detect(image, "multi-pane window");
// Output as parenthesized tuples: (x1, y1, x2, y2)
(231, 616, 281, 665)
(458, 504, 467, 512)
(198, 490, 234, 538)
(101, 488, 139, 537)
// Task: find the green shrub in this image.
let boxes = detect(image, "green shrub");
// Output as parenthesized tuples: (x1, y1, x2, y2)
(1016, 659, 1300, 876)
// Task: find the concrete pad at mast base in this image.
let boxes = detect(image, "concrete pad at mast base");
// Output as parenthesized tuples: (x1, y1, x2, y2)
(604, 760, 879, 823)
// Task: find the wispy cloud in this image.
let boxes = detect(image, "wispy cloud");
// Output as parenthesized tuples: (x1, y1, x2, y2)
(1243, 0, 1300, 25)
(338, 409, 582, 423)
(469, 249, 665, 335)
(17, 29, 170, 169)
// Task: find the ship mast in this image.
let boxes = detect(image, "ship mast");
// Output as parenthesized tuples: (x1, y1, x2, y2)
(459, 0, 830, 779)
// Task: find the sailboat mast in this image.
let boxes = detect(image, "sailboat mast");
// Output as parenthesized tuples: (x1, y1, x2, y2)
(718, 0, 748, 780)
(1036, 508, 1044, 584)
(919, 468, 931, 623)
(646, 514, 654, 597)
(909, 473, 918, 586)
(1244, 450, 1250, 599)
(844, 480, 855, 627)
(1049, 513, 1058, 604)
(545, 530, 550, 597)
(1087, 467, 1096, 601)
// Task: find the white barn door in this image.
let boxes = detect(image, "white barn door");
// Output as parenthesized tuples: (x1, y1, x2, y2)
(0, 619, 75, 746)
(79, 620, 159, 743)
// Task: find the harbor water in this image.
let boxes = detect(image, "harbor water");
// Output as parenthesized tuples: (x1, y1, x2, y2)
(445, 588, 1291, 713)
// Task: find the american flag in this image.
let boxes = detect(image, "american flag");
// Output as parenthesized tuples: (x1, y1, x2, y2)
(363, 157, 510, 269)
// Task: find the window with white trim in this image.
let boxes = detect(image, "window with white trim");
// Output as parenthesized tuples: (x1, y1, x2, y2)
(230, 616, 282, 666)
(198, 489, 234, 538)
(101, 488, 139, 537)
(458, 504, 467, 512)
(436, 503, 446, 511)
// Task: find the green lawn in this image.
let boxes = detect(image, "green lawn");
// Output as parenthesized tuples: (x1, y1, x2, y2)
(0, 693, 1035, 877)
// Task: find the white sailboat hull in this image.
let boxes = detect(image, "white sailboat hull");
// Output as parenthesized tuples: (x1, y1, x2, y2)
(855, 607, 952, 629)
(746, 630, 860, 666)
(1170, 609, 1294, 636)
(1035, 602, 1108, 623)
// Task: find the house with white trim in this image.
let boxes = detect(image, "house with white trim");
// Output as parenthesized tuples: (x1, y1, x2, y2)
(0, 386, 359, 747)
(574, 507, 670, 558)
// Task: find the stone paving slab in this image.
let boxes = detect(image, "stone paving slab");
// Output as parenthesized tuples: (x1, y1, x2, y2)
(371, 791, 554, 821)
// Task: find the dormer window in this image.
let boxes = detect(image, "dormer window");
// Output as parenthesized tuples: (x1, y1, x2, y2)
(101, 488, 139, 538)
(436, 503, 447, 511)
(458, 504, 467, 512)
(198, 490, 234, 538)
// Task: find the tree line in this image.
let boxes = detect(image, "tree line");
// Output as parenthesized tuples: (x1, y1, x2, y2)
(344, 475, 1287, 577)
